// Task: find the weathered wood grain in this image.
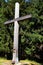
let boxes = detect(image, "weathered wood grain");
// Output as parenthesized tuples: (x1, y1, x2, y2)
(4, 14, 32, 25)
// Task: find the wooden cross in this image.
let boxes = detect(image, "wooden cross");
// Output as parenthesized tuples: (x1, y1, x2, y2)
(4, 2, 32, 64)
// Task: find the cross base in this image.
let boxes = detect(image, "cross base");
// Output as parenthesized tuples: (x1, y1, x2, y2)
(12, 62, 22, 65)
(12, 61, 15, 64)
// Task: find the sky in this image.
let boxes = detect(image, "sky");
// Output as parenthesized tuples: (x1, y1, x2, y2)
(5, 0, 31, 3)
(5, 0, 8, 2)
(25, 0, 31, 2)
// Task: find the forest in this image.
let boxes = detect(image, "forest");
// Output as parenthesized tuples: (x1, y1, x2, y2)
(0, 0, 43, 64)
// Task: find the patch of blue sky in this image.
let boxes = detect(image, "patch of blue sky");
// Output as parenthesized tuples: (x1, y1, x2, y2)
(25, 0, 31, 2)
(5, 0, 8, 2)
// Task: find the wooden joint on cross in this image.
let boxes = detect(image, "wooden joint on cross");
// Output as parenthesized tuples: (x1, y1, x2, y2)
(13, 49, 16, 53)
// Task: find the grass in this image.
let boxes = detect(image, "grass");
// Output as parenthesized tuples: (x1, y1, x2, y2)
(0, 57, 11, 62)
(0, 57, 11, 65)
(0, 57, 42, 65)
(20, 59, 42, 65)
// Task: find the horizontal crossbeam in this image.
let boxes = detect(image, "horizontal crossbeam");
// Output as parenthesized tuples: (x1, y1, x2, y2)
(4, 14, 32, 25)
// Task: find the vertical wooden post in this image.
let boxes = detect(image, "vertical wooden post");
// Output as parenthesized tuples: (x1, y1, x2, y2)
(12, 2, 19, 64)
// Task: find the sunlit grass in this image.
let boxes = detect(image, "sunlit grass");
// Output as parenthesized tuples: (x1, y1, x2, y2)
(0, 57, 42, 65)
(0, 57, 11, 65)
(20, 59, 41, 65)
(0, 57, 11, 62)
